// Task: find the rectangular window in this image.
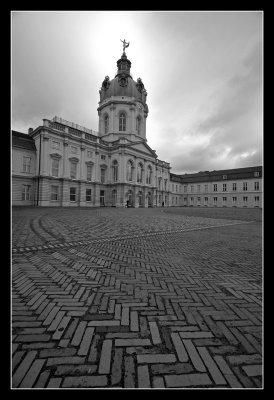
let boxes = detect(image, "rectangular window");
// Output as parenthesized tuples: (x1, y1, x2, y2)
(184, 197, 187, 204)
(86, 188, 92, 202)
(21, 185, 31, 201)
(52, 140, 60, 150)
(100, 190, 105, 206)
(70, 162, 77, 179)
(87, 164, 92, 181)
(51, 185, 59, 201)
(191, 185, 194, 193)
(243, 196, 248, 206)
(190, 197, 194, 205)
(101, 155, 106, 160)
(254, 181, 259, 191)
(197, 185, 200, 192)
(87, 150, 92, 158)
(172, 184, 174, 192)
(71, 146, 78, 154)
(23, 156, 31, 173)
(223, 175, 227, 180)
(184, 185, 187, 193)
(164, 180, 167, 191)
(232, 196, 237, 206)
(254, 196, 260, 207)
(233, 183, 237, 191)
(204, 197, 208, 205)
(101, 168, 105, 183)
(223, 183, 227, 192)
(243, 182, 248, 191)
(52, 159, 59, 177)
(176, 197, 178, 204)
(204, 184, 208, 192)
(176, 185, 178, 192)
(70, 187, 76, 202)
(254, 171, 260, 177)
(213, 196, 218, 206)
(213, 184, 217, 192)
(158, 178, 161, 189)
(223, 197, 227, 206)
(197, 197, 201, 206)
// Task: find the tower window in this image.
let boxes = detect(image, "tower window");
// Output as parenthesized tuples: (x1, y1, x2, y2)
(119, 113, 126, 131)
(104, 114, 109, 134)
(136, 116, 141, 135)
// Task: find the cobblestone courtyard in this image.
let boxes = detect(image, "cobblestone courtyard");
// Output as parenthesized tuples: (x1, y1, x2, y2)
(12, 207, 263, 389)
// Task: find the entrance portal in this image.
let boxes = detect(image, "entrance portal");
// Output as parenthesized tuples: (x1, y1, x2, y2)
(148, 192, 153, 207)
(138, 191, 143, 207)
(127, 190, 133, 207)
(112, 190, 117, 207)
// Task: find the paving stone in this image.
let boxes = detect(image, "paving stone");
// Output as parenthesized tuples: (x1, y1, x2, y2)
(54, 364, 97, 376)
(124, 355, 136, 388)
(62, 375, 108, 388)
(137, 354, 176, 364)
(115, 339, 151, 347)
(111, 347, 123, 385)
(170, 332, 189, 362)
(46, 356, 85, 366)
(242, 365, 262, 377)
(165, 373, 212, 387)
(98, 339, 112, 374)
(78, 327, 95, 356)
(137, 365, 151, 388)
(151, 362, 193, 375)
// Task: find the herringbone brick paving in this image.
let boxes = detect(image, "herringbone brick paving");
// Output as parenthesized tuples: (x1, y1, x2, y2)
(12, 207, 262, 388)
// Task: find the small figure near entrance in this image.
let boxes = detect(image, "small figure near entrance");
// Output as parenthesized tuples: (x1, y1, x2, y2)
(126, 200, 129, 208)
(162, 201, 165, 207)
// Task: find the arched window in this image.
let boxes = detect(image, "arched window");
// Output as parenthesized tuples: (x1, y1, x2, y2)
(137, 163, 143, 183)
(112, 160, 118, 182)
(104, 114, 109, 134)
(136, 116, 141, 135)
(146, 165, 152, 185)
(126, 160, 133, 181)
(119, 112, 126, 131)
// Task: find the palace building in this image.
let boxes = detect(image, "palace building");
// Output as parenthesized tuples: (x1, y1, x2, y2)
(12, 46, 263, 208)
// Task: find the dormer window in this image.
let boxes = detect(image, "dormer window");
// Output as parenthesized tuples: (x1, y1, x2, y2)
(119, 113, 126, 131)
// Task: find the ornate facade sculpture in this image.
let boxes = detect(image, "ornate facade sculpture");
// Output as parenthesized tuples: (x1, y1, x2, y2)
(136, 77, 144, 93)
(102, 76, 110, 90)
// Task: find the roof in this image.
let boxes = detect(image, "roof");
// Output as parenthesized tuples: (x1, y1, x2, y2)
(12, 130, 36, 151)
(171, 166, 263, 183)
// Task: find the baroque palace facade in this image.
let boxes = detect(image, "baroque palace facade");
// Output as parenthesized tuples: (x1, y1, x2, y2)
(12, 46, 263, 208)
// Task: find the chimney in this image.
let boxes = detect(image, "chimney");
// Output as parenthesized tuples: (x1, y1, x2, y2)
(28, 128, 33, 135)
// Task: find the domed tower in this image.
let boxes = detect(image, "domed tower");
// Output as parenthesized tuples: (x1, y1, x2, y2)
(97, 41, 149, 142)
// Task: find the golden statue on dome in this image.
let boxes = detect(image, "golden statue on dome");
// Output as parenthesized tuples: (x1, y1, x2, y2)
(120, 39, 130, 53)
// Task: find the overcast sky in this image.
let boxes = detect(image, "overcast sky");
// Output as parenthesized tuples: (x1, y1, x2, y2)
(12, 11, 263, 174)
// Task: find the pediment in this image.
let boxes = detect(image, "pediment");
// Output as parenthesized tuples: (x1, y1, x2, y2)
(126, 141, 157, 158)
